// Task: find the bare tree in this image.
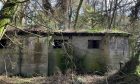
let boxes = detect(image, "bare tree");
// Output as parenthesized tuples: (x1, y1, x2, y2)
(130, 0, 140, 21)
(42, 0, 54, 15)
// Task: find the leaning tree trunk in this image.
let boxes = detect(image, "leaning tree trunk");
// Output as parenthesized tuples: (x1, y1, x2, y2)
(0, 0, 28, 39)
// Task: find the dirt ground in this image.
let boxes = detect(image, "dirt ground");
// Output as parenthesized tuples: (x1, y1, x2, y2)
(0, 74, 139, 84)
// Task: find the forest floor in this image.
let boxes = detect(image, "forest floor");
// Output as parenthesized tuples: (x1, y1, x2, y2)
(0, 73, 139, 84)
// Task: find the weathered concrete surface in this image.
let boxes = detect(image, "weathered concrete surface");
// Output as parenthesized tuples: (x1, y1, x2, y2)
(72, 36, 108, 73)
(49, 35, 129, 74)
(0, 35, 129, 76)
(0, 36, 48, 76)
(21, 37, 48, 76)
(109, 36, 129, 70)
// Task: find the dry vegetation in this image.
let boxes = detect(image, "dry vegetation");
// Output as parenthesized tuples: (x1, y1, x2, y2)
(0, 73, 139, 84)
(0, 75, 104, 84)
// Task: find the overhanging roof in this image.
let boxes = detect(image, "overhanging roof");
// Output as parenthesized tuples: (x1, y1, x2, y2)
(5, 28, 131, 37)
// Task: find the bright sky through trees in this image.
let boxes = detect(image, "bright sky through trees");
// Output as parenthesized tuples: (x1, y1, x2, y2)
(0, 1, 3, 10)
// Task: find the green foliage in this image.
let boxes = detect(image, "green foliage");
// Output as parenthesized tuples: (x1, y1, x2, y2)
(76, 4, 105, 29)
(0, 19, 10, 28)
(73, 55, 86, 73)
(0, 18, 10, 39)
(135, 65, 140, 76)
(84, 4, 94, 13)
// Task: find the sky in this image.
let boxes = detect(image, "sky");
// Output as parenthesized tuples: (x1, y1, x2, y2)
(0, 0, 135, 10)
(0, 0, 135, 12)
(0, 1, 3, 10)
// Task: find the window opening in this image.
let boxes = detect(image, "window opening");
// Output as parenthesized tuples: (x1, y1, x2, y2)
(53, 40, 68, 48)
(88, 40, 100, 49)
(0, 39, 7, 48)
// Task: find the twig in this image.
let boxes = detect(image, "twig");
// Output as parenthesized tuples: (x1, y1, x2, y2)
(4, 58, 8, 78)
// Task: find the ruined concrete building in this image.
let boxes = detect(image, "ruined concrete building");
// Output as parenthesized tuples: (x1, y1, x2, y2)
(0, 28, 130, 76)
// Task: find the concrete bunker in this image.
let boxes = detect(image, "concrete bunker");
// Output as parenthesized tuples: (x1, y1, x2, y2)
(0, 28, 130, 76)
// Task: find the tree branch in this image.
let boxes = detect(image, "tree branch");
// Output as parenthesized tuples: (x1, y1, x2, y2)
(73, 0, 83, 29)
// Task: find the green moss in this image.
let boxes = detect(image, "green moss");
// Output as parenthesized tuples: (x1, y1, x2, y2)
(50, 48, 108, 75)
(83, 54, 107, 74)
(86, 28, 128, 34)
(55, 49, 64, 65)
(0, 19, 10, 39)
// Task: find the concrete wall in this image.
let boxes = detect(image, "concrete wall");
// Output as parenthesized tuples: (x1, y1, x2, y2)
(109, 36, 129, 70)
(0, 36, 48, 77)
(72, 36, 109, 73)
(48, 36, 72, 75)
(49, 35, 129, 74)
(20, 37, 48, 76)
(49, 36, 111, 74)
(0, 35, 129, 76)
